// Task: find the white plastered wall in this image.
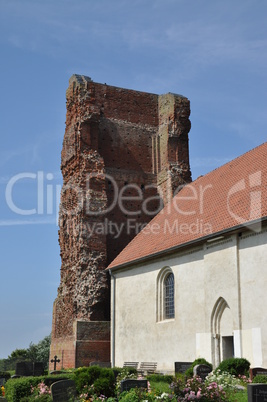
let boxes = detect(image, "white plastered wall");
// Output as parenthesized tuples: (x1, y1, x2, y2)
(111, 229, 267, 372)
(238, 229, 267, 367)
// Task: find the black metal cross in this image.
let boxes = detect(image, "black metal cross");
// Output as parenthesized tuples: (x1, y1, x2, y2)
(50, 355, 60, 371)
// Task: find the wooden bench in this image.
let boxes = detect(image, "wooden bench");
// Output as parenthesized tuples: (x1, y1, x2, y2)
(137, 362, 157, 375)
(123, 362, 139, 370)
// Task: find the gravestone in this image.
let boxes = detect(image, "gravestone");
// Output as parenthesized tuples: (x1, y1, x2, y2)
(120, 379, 148, 393)
(15, 361, 44, 376)
(16, 361, 33, 376)
(193, 364, 212, 380)
(250, 367, 267, 381)
(33, 362, 44, 376)
(248, 383, 267, 401)
(50, 379, 77, 402)
(175, 362, 193, 374)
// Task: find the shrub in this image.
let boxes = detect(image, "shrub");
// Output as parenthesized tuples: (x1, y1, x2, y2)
(124, 367, 137, 376)
(119, 388, 140, 402)
(216, 358, 250, 377)
(20, 396, 52, 402)
(20, 381, 52, 402)
(74, 366, 101, 392)
(4, 374, 73, 402)
(43, 373, 74, 387)
(4, 376, 43, 402)
(253, 374, 267, 384)
(113, 367, 140, 397)
(73, 366, 115, 397)
(206, 369, 242, 390)
(185, 357, 212, 377)
(112, 367, 123, 379)
(118, 387, 155, 402)
(112, 366, 137, 380)
(93, 377, 114, 397)
(170, 375, 228, 401)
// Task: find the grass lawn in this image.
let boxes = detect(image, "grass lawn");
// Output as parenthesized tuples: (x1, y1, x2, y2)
(150, 380, 172, 394)
(228, 390, 248, 402)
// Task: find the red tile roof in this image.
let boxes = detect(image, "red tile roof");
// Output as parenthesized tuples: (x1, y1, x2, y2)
(108, 142, 267, 270)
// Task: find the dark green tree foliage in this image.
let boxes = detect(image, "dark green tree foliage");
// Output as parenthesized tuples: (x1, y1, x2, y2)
(8, 349, 29, 361)
(0, 334, 51, 371)
(27, 342, 39, 362)
(0, 348, 29, 371)
(34, 335, 51, 368)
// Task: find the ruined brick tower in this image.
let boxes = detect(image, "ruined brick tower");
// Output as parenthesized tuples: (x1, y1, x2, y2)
(50, 75, 191, 369)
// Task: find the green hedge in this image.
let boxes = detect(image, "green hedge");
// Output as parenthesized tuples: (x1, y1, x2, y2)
(253, 375, 267, 384)
(4, 374, 73, 402)
(4, 366, 138, 401)
(5, 376, 42, 402)
(43, 373, 74, 387)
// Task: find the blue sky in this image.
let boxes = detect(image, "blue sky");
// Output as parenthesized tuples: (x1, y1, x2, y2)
(0, 0, 266, 359)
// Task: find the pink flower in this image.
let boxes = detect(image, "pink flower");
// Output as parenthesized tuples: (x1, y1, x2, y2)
(188, 390, 197, 400)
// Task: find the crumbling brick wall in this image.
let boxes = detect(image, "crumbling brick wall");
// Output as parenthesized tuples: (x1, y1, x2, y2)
(50, 75, 191, 369)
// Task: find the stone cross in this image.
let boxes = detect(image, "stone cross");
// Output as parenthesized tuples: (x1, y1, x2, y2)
(50, 355, 60, 371)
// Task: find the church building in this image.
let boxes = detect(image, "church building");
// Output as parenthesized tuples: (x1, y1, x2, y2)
(108, 142, 267, 373)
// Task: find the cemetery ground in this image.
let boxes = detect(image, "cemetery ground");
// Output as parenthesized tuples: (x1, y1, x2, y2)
(1, 357, 266, 401)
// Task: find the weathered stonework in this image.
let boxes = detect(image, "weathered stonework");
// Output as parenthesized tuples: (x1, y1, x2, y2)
(50, 75, 191, 369)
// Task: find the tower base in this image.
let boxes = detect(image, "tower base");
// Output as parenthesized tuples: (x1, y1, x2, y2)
(49, 320, 110, 370)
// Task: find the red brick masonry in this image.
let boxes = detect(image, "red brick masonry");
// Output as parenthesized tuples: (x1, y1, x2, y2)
(50, 75, 191, 368)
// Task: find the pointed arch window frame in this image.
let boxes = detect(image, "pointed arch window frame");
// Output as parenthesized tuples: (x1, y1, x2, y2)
(210, 297, 230, 367)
